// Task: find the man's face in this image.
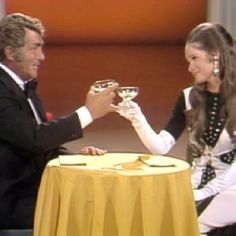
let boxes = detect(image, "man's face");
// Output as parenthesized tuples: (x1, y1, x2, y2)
(13, 28, 45, 80)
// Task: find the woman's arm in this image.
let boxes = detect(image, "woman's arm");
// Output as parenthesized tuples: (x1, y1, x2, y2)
(118, 93, 186, 154)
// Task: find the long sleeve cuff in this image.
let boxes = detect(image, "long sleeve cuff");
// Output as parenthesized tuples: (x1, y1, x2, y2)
(193, 189, 209, 201)
(75, 106, 93, 129)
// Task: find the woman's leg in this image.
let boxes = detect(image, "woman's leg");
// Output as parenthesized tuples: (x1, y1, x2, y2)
(199, 189, 236, 233)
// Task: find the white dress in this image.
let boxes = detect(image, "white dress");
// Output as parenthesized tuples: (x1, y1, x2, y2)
(184, 87, 236, 233)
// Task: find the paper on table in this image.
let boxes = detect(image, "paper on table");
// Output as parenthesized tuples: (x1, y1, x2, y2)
(138, 155, 176, 167)
(58, 153, 178, 169)
(59, 155, 87, 166)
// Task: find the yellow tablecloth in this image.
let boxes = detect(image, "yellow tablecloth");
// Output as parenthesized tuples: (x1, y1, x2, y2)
(34, 153, 199, 236)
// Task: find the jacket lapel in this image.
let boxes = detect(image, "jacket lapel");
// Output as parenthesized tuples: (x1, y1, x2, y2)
(0, 67, 47, 122)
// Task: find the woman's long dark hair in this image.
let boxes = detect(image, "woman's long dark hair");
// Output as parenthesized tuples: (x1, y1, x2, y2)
(185, 23, 236, 149)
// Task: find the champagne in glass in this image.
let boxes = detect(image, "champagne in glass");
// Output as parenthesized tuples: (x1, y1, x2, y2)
(117, 87, 139, 101)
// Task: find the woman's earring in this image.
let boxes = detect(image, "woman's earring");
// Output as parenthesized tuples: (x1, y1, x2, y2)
(213, 56, 220, 76)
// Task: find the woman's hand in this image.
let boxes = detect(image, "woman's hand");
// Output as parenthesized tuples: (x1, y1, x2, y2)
(117, 100, 144, 126)
(80, 146, 107, 156)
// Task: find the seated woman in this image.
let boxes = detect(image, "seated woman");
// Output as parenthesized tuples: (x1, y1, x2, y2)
(118, 22, 236, 236)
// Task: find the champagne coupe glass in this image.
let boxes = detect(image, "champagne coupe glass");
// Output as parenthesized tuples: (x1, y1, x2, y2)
(92, 79, 116, 93)
(117, 86, 139, 101)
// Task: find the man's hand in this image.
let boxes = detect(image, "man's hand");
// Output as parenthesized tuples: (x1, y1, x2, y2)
(80, 146, 107, 156)
(85, 83, 119, 120)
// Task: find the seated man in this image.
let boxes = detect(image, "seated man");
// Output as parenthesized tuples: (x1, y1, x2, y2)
(0, 13, 118, 229)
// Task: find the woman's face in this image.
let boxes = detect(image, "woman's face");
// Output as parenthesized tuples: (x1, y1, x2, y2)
(185, 43, 217, 85)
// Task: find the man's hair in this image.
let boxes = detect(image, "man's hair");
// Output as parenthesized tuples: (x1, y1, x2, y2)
(0, 13, 45, 61)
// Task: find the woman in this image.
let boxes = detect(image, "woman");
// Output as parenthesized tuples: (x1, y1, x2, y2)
(118, 22, 236, 236)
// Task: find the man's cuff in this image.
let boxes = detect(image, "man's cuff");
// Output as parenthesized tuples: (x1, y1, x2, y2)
(75, 106, 93, 129)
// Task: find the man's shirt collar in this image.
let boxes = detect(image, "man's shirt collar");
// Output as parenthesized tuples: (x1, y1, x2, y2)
(0, 62, 25, 90)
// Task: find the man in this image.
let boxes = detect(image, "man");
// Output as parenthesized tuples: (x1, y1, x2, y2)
(0, 13, 118, 229)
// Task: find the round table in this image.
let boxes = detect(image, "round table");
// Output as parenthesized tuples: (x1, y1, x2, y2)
(34, 153, 199, 236)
